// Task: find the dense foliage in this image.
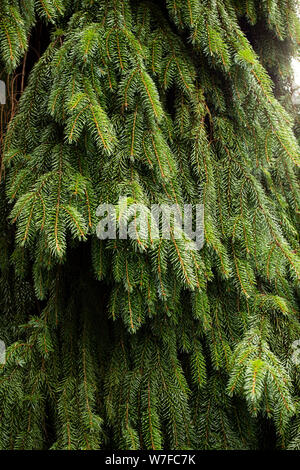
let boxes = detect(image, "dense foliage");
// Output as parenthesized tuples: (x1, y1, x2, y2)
(0, 0, 299, 450)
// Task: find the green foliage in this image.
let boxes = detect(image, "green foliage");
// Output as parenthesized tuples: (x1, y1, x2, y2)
(0, 0, 299, 450)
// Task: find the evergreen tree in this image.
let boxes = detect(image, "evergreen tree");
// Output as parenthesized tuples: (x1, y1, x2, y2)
(0, 0, 299, 450)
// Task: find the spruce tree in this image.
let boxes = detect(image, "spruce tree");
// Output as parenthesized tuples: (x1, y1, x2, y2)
(0, 0, 299, 450)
